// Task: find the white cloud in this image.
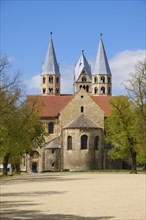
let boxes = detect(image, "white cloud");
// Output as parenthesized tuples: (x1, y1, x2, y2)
(60, 64, 74, 94)
(24, 75, 40, 89)
(109, 50, 146, 95)
(24, 50, 146, 95)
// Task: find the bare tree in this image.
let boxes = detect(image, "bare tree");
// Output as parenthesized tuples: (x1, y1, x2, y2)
(124, 59, 146, 167)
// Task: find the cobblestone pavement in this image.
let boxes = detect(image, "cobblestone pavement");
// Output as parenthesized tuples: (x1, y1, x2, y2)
(0, 172, 145, 220)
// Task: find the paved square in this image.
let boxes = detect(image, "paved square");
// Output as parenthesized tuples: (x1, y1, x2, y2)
(1, 173, 145, 220)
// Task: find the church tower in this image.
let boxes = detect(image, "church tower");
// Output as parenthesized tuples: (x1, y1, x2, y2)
(92, 34, 112, 96)
(41, 32, 60, 96)
(74, 50, 92, 94)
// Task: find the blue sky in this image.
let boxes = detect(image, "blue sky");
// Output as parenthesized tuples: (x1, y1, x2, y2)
(1, 0, 146, 95)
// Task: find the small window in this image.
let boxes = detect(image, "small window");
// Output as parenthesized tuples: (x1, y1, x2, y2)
(94, 136, 99, 150)
(81, 135, 88, 150)
(49, 76, 53, 83)
(43, 77, 46, 84)
(43, 88, 46, 94)
(101, 76, 105, 83)
(108, 77, 111, 83)
(94, 87, 98, 94)
(48, 122, 54, 134)
(101, 86, 105, 94)
(94, 77, 98, 83)
(52, 149, 55, 154)
(67, 136, 72, 150)
(82, 76, 86, 82)
(56, 88, 59, 94)
(81, 106, 84, 113)
(49, 88, 53, 93)
(56, 77, 59, 83)
(81, 95, 84, 98)
(86, 85, 89, 92)
(52, 163, 55, 167)
(108, 87, 111, 94)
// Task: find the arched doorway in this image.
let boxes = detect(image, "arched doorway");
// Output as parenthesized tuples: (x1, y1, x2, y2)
(30, 151, 39, 173)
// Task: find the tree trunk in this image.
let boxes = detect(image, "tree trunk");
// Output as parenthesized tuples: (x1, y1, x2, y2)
(15, 163, 21, 174)
(130, 150, 137, 174)
(3, 153, 10, 176)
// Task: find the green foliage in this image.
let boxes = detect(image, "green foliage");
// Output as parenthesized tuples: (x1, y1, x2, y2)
(105, 96, 135, 160)
(0, 56, 45, 174)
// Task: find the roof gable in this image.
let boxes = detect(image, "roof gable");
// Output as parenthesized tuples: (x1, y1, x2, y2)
(63, 114, 101, 129)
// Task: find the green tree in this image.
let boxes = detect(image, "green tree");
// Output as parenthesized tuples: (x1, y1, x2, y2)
(105, 96, 138, 173)
(0, 56, 45, 175)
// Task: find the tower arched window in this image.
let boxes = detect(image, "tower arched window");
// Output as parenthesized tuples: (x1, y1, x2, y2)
(49, 76, 53, 83)
(56, 88, 59, 94)
(56, 77, 59, 83)
(43, 88, 46, 94)
(101, 76, 105, 83)
(94, 77, 98, 83)
(94, 136, 99, 150)
(108, 87, 111, 95)
(43, 77, 46, 84)
(101, 86, 105, 94)
(49, 88, 53, 93)
(67, 136, 72, 150)
(48, 122, 54, 134)
(86, 85, 89, 92)
(81, 134, 88, 150)
(83, 85, 86, 90)
(94, 87, 98, 94)
(82, 76, 86, 82)
(108, 77, 111, 83)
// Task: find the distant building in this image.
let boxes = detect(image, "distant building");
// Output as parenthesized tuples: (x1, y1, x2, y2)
(21, 33, 122, 173)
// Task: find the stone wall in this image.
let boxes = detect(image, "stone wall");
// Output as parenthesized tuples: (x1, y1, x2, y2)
(44, 148, 61, 171)
(60, 89, 104, 128)
(62, 127, 104, 171)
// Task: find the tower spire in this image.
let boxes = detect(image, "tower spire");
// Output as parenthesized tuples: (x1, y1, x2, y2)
(92, 34, 112, 96)
(41, 33, 60, 96)
(42, 32, 60, 75)
(74, 50, 91, 82)
(93, 34, 111, 75)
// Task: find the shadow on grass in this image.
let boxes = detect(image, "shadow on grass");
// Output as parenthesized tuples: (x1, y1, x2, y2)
(1, 209, 115, 220)
(1, 174, 91, 184)
(1, 190, 67, 197)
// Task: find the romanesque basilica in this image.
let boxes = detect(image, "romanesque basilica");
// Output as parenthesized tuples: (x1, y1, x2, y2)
(21, 33, 122, 173)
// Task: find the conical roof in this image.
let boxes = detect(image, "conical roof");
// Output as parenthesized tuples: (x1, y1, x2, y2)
(93, 34, 111, 75)
(63, 114, 101, 129)
(42, 32, 60, 75)
(74, 50, 91, 82)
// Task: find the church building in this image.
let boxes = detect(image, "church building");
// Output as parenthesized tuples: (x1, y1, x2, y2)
(21, 33, 121, 173)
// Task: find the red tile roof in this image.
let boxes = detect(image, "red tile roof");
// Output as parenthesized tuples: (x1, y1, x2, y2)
(27, 95, 114, 117)
(91, 96, 114, 117)
(27, 95, 73, 117)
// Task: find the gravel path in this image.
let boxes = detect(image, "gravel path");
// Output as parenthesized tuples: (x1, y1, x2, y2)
(1, 172, 145, 220)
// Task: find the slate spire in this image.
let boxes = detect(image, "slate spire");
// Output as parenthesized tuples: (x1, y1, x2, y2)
(42, 32, 60, 75)
(74, 50, 91, 82)
(93, 34, 111, 75)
